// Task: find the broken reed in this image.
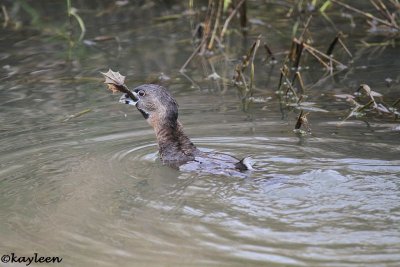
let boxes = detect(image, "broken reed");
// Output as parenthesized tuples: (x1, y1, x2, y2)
(233, 36, 277, 99)
(278, 16, 351, 98)
(233, 38, 259, 90)
(277, 15, 353, 132)
(330, 0, 400, 32)
(181, 0, 247, 72)
(230, 35, 278, 112)
(294, 110, 311, 134)
(181, 1, 398, 127)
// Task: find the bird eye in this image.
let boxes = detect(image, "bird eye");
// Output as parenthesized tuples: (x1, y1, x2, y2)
(138, 90, 145, 97)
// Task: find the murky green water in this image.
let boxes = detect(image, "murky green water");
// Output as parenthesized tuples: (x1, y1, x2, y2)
(1, 1, 399, 266)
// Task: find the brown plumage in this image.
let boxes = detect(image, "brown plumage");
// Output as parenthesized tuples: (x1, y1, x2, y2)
(116, 83, 253, 175)
(127, 84, 199, 165)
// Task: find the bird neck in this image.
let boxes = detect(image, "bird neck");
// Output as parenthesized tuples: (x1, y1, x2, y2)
(154, 120, 199, 163)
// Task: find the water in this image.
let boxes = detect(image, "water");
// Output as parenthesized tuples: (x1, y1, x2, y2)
(1, 1, 400, 266)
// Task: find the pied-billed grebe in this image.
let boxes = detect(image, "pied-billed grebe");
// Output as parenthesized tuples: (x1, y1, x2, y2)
(102, 70, 253, 176)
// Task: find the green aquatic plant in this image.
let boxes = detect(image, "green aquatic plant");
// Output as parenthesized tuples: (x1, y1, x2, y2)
(66, 0, 86, 42)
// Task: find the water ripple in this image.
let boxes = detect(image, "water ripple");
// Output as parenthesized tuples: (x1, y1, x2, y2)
(1, 130, 399, 266)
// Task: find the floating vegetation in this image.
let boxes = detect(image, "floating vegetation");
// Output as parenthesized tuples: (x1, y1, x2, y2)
(83, 35, 122, 52)
(62, 108, 92, 122)
(338, 84, 400, 125)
